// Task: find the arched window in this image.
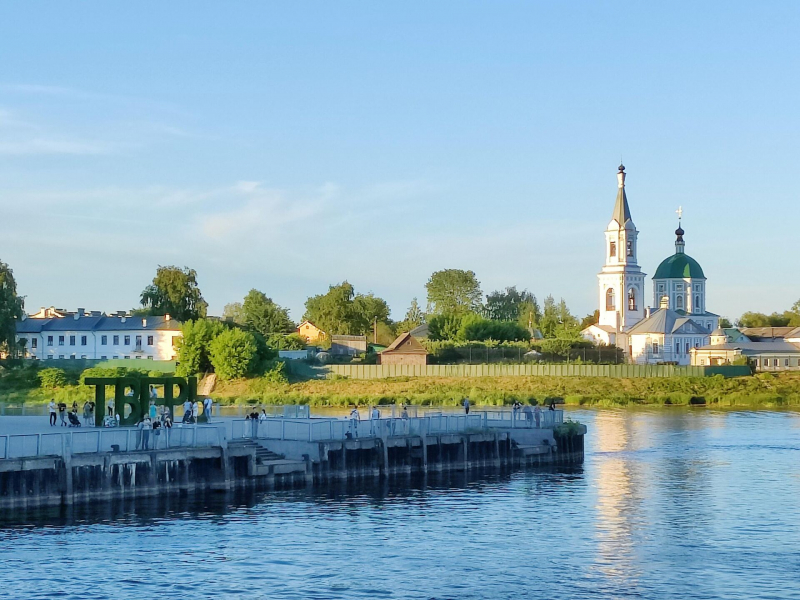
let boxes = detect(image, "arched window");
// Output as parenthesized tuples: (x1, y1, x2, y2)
(676, 295, 684, 309)
(626, 240, 633, 257)
(606, 288, 615, 311)
(609, 241, 617, 258)
(694, 295, 701, 310)
(628, 288, 637, 311)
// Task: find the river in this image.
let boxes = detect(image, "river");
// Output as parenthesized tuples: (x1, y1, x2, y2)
(1, 407, 799, 599)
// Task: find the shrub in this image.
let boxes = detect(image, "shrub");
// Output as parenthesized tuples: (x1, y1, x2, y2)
(38, 368, 68, 389)
(209, 328, 258, 381)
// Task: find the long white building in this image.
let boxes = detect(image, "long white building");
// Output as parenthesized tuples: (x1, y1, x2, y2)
(16, 311, 181, 361)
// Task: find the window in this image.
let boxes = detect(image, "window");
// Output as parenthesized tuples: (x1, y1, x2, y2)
(147, 356, 153, 360)
(653, 341, 659, 355)
(70, 354, 76, 359)
(124, 335, 131, 345)
(686, 343, 691, 354)
(695, 296, 701, 310)
(628, 288, 637, 311)
(81, 355, 87, 359)
(609, 241, 617, 257)
(124, 356, 130, 359)
(31, 338, 38, 349)
(676, 342, 681, 355)
(113, 335, 119, 345)
(47, 355, 54, 360)
(69, 335, 76, 346)
(101, 356, 107, 360)
(59, 355, 65, 359)
(676, 295, 684, 309)
(606, 288, 615, 311)
(135, 335, 142, 347)
(81, 336, 87, 346)
(785, 359, 790, 367)
(113, 356, 118, 359)
(135, 356, 142, 359)
(147, 335, 154, 346)
(47, 336, 54, 346)
(101, 335, 108, 345)
(658, 284, 665, 292)
(59, 336, 65, 346)
(626, 240, 633, 257)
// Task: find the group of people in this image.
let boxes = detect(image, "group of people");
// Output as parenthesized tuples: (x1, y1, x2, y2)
(346, 404, 410, 438)
(48, 399, 94, 427)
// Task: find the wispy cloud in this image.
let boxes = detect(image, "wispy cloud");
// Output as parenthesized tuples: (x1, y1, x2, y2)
(0, 138, 112, 155)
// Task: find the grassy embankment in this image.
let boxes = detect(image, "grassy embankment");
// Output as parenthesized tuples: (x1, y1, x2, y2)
(4, 363, 800, 408)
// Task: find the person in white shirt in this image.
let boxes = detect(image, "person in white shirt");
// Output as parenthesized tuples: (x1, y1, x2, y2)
(191, 400, 199, 423)
(370, 406, 380, 436)
(48, 400, 57, 426)
(203, 397, 213, 422)
(349, 406, 360, 438)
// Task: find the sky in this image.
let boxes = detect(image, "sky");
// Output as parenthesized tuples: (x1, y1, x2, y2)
(1, 1, 798, 324)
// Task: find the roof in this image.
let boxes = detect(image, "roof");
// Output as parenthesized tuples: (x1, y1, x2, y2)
(696, 341, 800, 354)
(298, 320, 323, 330)
(582, 324, 617, 334)
(653, 252, 706, 280)
(16, 315, 181, 334)
(381, 332, 428, 355)
(409, 323, 429, 339)
(626, 308, 710, 336)
(740, 326, 800, 340)
(331, 335, 367, 342)
(612, 185, 632, 227)
(725, 328, 750, 342)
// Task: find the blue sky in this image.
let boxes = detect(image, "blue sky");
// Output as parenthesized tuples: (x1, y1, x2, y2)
(1, 1, 798, 323)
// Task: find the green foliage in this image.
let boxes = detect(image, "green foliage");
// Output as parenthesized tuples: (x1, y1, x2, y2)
(303, 282, 391, 336)
(539, 337, 574, 357)
(38, 368, 68, 389)
(555, 419, 583, 437)
(261, 361, 289, 383)
(267, 332, 307, 350)
(428, 312, 467, 341)
(140, 265, 208, 322)
(222, 302, 245, 324)
(719, 317, 733, 329)
(457, 313, 529, 342)
(176, 318, 226, 376)
(78, 366, 150, 385)
(209, 328, 259, 381)
(580, 310, 600, 330)
(394, 298, 425, 333)
(539, 295, 579, 338)
(242, 289, 294, 336)
(425, 269, 482, 315)
(0, 260, 24, 355)
(484, 287, 537, 323)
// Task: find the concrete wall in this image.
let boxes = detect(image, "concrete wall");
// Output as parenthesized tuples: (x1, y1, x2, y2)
(324, 363, 751, 379)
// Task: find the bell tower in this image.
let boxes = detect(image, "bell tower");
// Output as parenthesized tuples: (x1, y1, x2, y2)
(597, 164, 646, 331)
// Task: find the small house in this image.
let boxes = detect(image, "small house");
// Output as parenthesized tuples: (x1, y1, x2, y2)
(330, 335, 367, 356)
(297, 320, 326, 343)
(379, 332, 428, 366)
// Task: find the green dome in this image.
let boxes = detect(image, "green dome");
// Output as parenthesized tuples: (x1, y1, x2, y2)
(653, 253, 706, 279)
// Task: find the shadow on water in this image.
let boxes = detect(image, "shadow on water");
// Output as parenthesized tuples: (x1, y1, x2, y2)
(0, 465, 585, 530)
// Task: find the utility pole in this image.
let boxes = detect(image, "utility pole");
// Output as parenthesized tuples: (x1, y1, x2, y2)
(373, 316, 378, 344)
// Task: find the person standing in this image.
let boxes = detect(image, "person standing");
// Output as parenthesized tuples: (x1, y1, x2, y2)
(349, 406, 360, 438)
(149, 400, 157, 421)
(141, 416, 153, 450)
(523, 404, 533, 428)
(58, 401, 67, 426)
(463, 397, 470, 415)
(191, 399, 199, 424)
(83, 400, 93, 427)
(534, 404, 542, 428)
(48, 399, 57, 426)
(371, 406, 380, 436)
(203, 396, 213, 422)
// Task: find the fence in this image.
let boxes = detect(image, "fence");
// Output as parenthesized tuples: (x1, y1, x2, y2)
(230, 409, 565, 442)
(324, 364, 751, 379)
(428, 346, 624, 365)
(0, 425, 224, 460)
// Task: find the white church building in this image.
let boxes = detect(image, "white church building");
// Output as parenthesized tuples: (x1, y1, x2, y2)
(581, 165, 718, 365)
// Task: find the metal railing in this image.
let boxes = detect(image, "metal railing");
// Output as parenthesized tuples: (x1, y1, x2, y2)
(229, 410, 564, 443)
(0, 425, 225, 460)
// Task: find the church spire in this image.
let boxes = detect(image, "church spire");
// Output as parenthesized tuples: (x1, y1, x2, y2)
(612, 164, 632, 226)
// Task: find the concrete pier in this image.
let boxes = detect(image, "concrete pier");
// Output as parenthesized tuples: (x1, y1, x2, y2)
(0, 411, 585, 508)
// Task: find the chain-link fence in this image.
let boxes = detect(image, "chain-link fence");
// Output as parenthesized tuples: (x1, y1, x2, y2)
(426, 346, 625, 365)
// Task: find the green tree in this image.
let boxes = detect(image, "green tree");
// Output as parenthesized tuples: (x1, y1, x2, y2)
(719, 317, 733, 329)
(425, 269, 482, 315)
(484, 287, 537, 322)
(517, 297, 542, 333)
(266, 332, 307, 350)
(175, 318, 225, 376)
(242, 289, 294, 336)
(738, 311, 790, 327)
(209, 328, 258, 381)
(140, 265, 207, 322)
(395, 298, 425, 333)
(222, 302, 245, 324)
(303, 282, 391, 335)
(457, 314, 529, 342)
(0, 260, 24, 355)
(427, 312, 466, 341)
(580, 310, 600, 330)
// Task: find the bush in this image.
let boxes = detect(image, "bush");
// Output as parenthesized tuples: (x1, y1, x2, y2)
(209, 328, 258, 381)
(38, 368, 68, 389)
(176, 318, 226, 376)
(267, 333, 306, 350)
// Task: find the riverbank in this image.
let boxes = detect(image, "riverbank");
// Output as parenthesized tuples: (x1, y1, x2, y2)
(5, 371, 800, 409)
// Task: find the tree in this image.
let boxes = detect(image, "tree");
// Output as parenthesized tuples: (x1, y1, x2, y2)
(738, 311, 789, 328)
(517, 297, 542, 333)
(539, 296, 579, 338)
(303, 282, 391, 335)
(242, 289, 294, 336)
(209, 328, 258, 381)
(140, 265, 207, 322)
(719, 317, 733, 329)
(457, 313, 530, 342)
(0, 260, 24, 355)
(484, 287, 537, 322)
(425, 269, 482, 315)
(427, 312, 465, 341)
(395, 298, 425, 333)
(267, 332, 307, 350)
(175, 318, 226, 376)
(222, 302, 245, 324)
(580, 310, 600, 330)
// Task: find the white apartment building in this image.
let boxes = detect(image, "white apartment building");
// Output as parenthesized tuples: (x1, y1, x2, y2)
(16, 311, 181, 361)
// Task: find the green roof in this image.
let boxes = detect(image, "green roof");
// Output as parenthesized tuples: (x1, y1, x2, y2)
(653, 253, 706, 279)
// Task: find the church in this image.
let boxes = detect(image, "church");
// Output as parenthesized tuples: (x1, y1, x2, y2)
(581, 165, 719, 364)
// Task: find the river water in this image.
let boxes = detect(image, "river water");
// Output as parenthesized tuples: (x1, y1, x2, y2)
(1, 408, 799, 599)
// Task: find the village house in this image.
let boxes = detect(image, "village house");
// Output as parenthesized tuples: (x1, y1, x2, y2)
(297, 320, 326, 343)
(379, 332, 428, 366)
(691, 326, 800, 371)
